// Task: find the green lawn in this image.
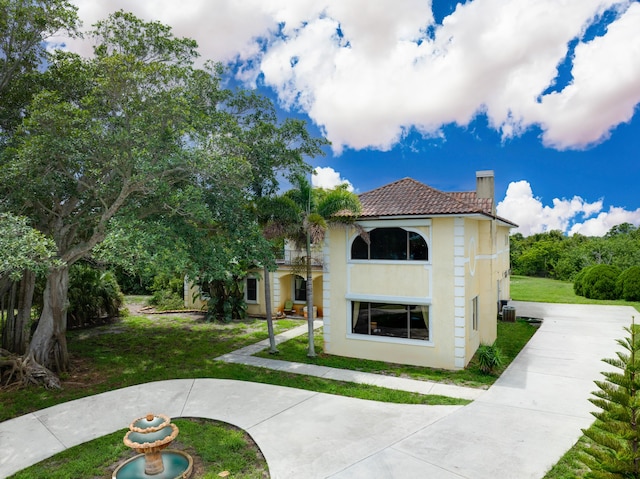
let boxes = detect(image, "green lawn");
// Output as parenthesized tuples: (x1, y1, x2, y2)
(511, 275, 640, 312)
(256, 320, 537, 389)
(1, 304, 478, 422)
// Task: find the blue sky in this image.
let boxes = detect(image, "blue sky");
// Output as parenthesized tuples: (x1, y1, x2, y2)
(65, 0, 640, 236)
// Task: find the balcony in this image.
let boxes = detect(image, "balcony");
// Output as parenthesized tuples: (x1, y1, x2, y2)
(276, 249, 323, 267)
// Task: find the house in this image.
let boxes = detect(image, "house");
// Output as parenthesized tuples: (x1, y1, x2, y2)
(323, 170, 516, 369)
(186, 170, 516, 370)
(185, 240, 325, 319)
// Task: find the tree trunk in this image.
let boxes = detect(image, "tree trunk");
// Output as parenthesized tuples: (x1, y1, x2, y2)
(264, 265, 278, 354)
(29, 266, 70, 372)
(1, 280, 17, 352)
(2, 270, 35, 354)
(306, 232, 316, 358)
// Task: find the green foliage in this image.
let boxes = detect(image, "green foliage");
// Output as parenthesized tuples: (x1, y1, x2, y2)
(511, 231, 565, 278)
(0, 213, 58, 280)
(573, 268, 588, 297)
(67, 263, 123, 328)
(204, 276, 248, 323)
(581, 322, 640, 478)
(148, 273, 184, 311)
(617, 266, 640, 302)
(0, 0, 80, 135)
(511, 225, 640, 281)
(575, 264, 621, 300)
(476, 343, 505, 374)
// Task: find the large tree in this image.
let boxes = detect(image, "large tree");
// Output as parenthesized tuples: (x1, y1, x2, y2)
(0, 0, 78, 363)
(0, 11, 230, 372)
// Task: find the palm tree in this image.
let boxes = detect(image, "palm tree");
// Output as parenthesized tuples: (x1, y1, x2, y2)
(286, 177, 362, 357)
(256, 195, 300, 354)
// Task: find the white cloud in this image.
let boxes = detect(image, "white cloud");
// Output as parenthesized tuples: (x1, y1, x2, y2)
(569, 207, 640, 236)
(312, 167, 354, 191)
(497, 180, 640, 237)
(64, 0, 640, 153)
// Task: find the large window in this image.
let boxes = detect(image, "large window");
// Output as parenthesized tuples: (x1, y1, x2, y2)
(351, 302, 429, 340)
(351, 228, 428, 261)
(294, 275, 307, 302)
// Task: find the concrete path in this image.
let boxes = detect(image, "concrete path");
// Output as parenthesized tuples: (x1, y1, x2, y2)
(0, 302, 635, 478)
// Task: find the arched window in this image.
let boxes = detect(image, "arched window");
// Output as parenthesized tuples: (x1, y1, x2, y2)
(351, 228, 428, 261)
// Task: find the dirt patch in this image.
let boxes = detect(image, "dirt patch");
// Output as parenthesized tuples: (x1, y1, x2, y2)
(125, 299, 206, 321)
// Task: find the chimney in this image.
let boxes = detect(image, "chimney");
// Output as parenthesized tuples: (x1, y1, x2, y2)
(476, 170, 495, 215)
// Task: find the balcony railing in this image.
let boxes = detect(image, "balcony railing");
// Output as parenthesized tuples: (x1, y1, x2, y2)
(276, 249, 323, 266)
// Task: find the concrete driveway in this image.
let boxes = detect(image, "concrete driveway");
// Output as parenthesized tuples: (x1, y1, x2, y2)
(0, 301, 635, 478)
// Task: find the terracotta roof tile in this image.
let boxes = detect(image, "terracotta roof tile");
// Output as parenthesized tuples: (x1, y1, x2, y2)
(359, 178, 491, 217)
(450, 191, 494, 214)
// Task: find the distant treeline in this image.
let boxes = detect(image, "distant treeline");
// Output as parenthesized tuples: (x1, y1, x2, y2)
(510, 222, 640, 281)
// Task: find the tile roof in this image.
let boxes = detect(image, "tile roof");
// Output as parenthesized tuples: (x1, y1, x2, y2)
(358, 178, 493, 218)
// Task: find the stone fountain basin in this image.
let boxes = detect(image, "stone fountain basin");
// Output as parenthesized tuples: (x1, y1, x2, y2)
(124, 424, 178, 452)
(112, 449, 193, 479)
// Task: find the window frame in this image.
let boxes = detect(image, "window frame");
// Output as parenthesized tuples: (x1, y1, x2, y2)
(348, 300, 431, 343)
(293, 275, 307, 303)
(245, 276, 258, 304)
(471, 295, 479, 331)
(350, 227, 429, 262)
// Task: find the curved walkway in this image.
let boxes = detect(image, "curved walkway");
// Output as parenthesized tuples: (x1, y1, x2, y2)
(0, 302, 635, 478)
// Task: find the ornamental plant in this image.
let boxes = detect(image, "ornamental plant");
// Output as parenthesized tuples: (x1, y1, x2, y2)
(582, 321, 640, 478)
(477, 343, 504, 374)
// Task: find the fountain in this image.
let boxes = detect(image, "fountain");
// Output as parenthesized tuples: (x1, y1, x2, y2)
(112, 413, 193, 479)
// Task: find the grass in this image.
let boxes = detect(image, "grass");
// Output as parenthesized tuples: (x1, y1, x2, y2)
(511, 275, 640, 312)
(256, 320, 538, 389)
(0, 293, 537, 478)
(1, 300, 482, 422)
(9, 418, 269, 479)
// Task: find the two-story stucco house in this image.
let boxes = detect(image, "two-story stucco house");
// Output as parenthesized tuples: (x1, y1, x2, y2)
(322, 170, 516, 369)
(186, 170, 516, 370)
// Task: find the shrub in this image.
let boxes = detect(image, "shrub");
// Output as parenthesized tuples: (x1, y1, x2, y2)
(476, 343, 504, 374)
(67, 263, 123, 328)
(617, 266, 640, 301)
(149, 273, 184, 311)
(573, 268, 588, 296)
(574, 264, 620, 300)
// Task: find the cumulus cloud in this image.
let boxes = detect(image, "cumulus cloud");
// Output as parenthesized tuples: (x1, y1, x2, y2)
(312, 167, 354, 191)
(65, 0, 640, 153)
(497, 180, 640, 237)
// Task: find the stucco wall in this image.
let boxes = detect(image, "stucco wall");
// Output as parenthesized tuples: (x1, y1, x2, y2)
(325, 220, 463, 370)
(324, 215, 510, 370)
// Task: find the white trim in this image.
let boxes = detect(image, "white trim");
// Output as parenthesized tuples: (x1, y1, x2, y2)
(346, 332, 434, 347)
(347, 225, 431, 264)
(453, 217, 466, 367)
(357, 219, 432, 228)
(349, 259, 430, 266)
(345, 293, 431, 305)
(346, 298, 434, 346)
(323, 233, 332, 352)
